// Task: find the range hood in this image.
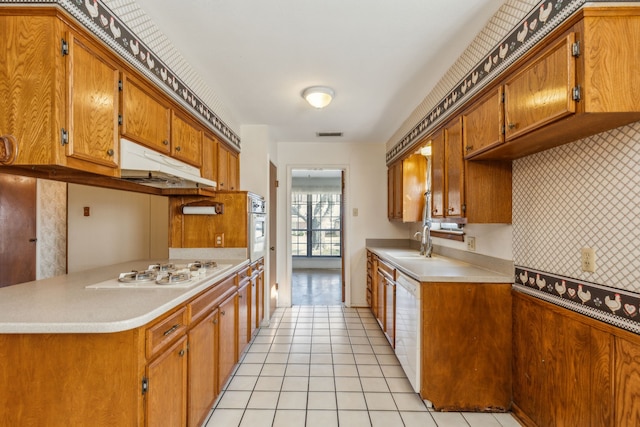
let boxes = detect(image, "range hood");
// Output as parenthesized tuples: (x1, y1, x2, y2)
(119, 138, 216, 189)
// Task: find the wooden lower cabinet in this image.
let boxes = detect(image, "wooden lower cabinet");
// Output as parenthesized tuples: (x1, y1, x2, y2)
(237, 279, 251, 356)
(421, 282, 512, 411)
(146, 335, 188, 427)
(0, 266, 255, 427)
(384, 277, 396, 348)
(187, 309, 218, 427)
(512, 291, 640, 427)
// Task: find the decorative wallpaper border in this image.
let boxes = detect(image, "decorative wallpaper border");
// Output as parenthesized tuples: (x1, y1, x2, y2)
(514, 267, 640, 335)
(386, 0, 621, 164)
(1, 0, 241, 150)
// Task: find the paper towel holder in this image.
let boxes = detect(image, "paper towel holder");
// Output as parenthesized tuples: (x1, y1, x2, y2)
(181, 201, 224, 215)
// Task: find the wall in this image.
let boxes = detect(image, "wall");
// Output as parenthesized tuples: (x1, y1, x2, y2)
(276, 141, 407, 307)
(67, 185, 168, 273)
(513, 120, 640, 294)
(36, 180, 67, 279)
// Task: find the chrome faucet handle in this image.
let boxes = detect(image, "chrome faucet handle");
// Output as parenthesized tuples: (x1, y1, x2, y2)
(413, 231, 422, 241)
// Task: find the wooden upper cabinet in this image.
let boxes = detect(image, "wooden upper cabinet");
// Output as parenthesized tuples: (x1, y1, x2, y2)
(462, 87, 504, 158)
(504, 32, 577, 141)
(121, 73, 171, 154)
(66, 30, 120, 170)
(217, 143, 239, 191)
(444, 118, 464, 217)
(0, 14, 119, 177)
(201, 133, 218, 184)
(171, 111, 203, 167)
(430, 131, 445, 219)
(387, 157, 425, 223)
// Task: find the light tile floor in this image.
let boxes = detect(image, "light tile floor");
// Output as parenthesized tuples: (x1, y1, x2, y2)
(203, 306, 522, 427)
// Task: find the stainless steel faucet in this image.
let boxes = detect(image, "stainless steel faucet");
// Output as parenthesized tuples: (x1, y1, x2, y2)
(414, 190, 432, 257)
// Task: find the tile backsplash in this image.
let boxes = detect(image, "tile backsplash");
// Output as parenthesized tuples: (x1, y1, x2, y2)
(513, 120, 640, 294)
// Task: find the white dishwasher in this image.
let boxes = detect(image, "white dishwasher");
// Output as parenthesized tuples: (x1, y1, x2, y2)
(394, 271, 421, 393)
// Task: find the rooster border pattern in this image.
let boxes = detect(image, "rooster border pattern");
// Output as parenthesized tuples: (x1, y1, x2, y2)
(387, 0, 633, 164)
(8, 0, 242, 149)
(515, 267, 640, 334)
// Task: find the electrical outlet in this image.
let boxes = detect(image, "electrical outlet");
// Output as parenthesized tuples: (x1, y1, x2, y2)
(214, 233, 224, 248)
(467, 236, 476, 252)
(581, 247, 596, 272)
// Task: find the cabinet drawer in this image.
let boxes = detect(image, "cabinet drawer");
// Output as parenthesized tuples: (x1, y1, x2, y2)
(378, 259, 396, 281)
(238, 266, 251, 284)
(146, 307, 188, 359)
(189, 274, 236, 325)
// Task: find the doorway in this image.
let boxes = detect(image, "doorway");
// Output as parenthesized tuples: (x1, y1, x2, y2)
(290, 169, 344, 305)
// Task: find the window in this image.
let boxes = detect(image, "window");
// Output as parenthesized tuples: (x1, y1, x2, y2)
(291, 193, 341, 257)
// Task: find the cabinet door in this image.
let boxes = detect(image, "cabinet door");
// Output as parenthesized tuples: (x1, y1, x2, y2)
(504, 33, 576, 140)
(463, 87, 504, 158)
(393, 162, 403, 219)
(121, 73, 171, 154)
(188, 310, 218, 427)
(444, 118, 464, 217)
(402, 154, 427, 222)
(430, 131, 445, 218)
(146, 335, 188, 427)
(201, 133, 218, 183)
(217, 144, 230, 190)
(228, 150, 239, 191)
(376, 270, 386, 330)
(387, 167, 394, 220)
(217, 293, 237, 392)
(384, 279, 395, 348)
(237, 281, 251, 356)
(67, 30, 119, 170)
(171, 111, 202, 167)
(250, 270, 261, 334)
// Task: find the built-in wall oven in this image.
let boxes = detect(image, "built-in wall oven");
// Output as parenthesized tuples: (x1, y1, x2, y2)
(248, 194, 266, 262)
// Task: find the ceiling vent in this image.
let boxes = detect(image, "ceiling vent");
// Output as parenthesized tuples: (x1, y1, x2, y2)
(316, 132, 343, 137)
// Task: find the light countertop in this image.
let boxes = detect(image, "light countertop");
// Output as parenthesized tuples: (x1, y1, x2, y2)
(367, 246, 513, 284)
(0, 258, 249, 334)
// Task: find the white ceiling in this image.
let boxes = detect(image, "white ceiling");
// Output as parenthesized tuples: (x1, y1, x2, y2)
(131, 0, 505, 144)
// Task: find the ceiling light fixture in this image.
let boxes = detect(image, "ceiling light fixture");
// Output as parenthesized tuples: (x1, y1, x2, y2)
(302, 86, 335, 109)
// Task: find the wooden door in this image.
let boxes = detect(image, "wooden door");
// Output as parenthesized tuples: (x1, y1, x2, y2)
(67, 30, 120, 170)
(402, 153, 427, 222)
(171, 111, 202, 167)
(146, 335, 188, 427)
(462, 87, 504, 158)
(376, 270, 386, 330)
(0, 174, 37, 287)
(444, 118, 464, 217)
(430, 131, 445, 218)
(187, 310, 218, 427)
(269, 161, 278, 318)
(504, 33, 576, 140)
(217, 293, 237, 392)
(387, 167, 394, 220)
(121, 73, 171, 154)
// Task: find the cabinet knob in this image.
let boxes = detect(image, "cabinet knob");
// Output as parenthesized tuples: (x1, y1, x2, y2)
(239, 294, 243, 299)
(162, 140, 169, 146)
(175, 146, 181, 152)
(178, 349, 185, 357)
(448, 207, 455, 212)
(465, 145, 473, 152)
(106, 149, 114, 156)
(508, 123, 517, 130)
(0, 134, 18, 165)
(221, 311, 226, 316)
(213, 318, 218, 325)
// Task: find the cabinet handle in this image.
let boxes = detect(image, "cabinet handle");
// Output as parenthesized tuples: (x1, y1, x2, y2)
(221, 311, 226, 316)
(163, 324, 180, 336)
(0, 135, 18, 165)
(162, 140, 169, 146)
(106, 149, 114, 156)
(239, 294, 243, 299)
(178, 349, 185, 357)
(175, 146, 181, 152)
(465, 145, 473, 152)
(448, 207, 455, 213)
(213, 318, 218, 324)
(508, 123, 517, 130)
